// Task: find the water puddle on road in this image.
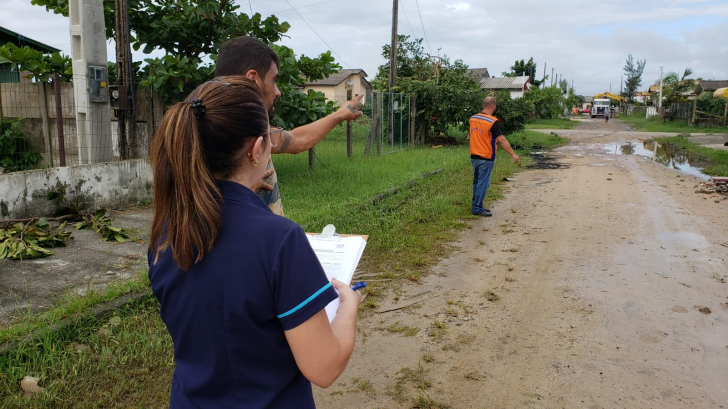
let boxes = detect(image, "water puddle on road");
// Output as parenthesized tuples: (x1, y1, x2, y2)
(603, 140, 712, 180)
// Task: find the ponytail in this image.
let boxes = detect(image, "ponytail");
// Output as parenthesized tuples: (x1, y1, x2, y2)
(149, 76, 268, 271)
(150, 102, 221, 270)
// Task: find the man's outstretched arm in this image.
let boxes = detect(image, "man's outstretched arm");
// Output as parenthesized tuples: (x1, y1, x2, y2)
(272, 94, 364, 154)
(495, 135, 520, 163)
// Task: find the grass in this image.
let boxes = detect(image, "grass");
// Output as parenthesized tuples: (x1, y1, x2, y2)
(619, 115, 728, 134)
(0, 271, 150, 346)
(0, 121, 568, 407)
(524, 118, 576, 130)
(654, 135, 728, 176)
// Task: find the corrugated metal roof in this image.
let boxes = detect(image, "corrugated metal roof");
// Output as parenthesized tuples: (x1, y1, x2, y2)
(304, 69, 368, 86)
(478, 76, 529, 90)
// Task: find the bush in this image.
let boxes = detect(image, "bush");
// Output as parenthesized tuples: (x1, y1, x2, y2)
(490, 90, 533, 135)
(0, 118, 42, 172)
(696, 94, 727, 117)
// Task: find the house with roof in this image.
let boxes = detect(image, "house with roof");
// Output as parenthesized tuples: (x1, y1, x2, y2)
(695, 80, 728, 97)
(303, 69, 371, 105)
(0, 26, 60, 83)
(465, 68, 490, 85)
(477, 76, 531, 99)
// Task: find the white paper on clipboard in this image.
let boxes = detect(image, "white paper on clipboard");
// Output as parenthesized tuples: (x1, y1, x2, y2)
(306, 226, 367, 322)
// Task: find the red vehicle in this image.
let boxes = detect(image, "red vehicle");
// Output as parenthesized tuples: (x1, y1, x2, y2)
(581, 106, 591, 114)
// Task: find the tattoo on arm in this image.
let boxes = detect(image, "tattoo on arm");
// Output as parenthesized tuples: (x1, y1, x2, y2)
(347, 104, 357, 114)
(277, 131, 292, 153)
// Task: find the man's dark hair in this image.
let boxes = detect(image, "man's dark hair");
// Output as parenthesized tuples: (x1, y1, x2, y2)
(215, 36, 280, 78)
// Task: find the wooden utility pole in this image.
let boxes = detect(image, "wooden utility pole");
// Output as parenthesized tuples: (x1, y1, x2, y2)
(114, 0, 133, 160)
(389, 0, 398, 90)
(387, 0, 399, 151)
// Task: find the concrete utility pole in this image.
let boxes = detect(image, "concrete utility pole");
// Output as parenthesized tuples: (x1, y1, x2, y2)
(389, 0, 398, 90)
(658, 66, 664, 108)
(69, 0, 112, 164)
(551, 68, 554, 87)
(543, 62, 547, 84)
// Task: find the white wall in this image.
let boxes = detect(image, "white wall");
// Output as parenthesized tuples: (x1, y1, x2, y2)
(0, 159, 152, 219)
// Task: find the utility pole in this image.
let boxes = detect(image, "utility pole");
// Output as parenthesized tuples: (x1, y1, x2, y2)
(658, 66, 663, 108)
(114, 0, 134, 160)
(389, 0, 398, 90)
(543, 62, 547, 85)
(551, 68, 554, 87)
(388, 0, 399, 146)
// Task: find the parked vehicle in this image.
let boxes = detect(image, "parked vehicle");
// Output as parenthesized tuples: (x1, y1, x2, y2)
(581, 106, 591, 114)
(590, 99, 610, 118)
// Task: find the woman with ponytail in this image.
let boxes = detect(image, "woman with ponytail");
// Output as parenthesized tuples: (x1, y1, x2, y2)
(148, 77, 361, 408)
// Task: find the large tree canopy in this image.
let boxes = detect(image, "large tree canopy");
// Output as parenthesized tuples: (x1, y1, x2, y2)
(30, 0, 340, 128)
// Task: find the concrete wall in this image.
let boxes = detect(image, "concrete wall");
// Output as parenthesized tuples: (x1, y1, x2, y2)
(0, 158, 152, 219)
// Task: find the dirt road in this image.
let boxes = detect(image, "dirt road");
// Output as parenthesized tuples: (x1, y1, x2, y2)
(315, 119, 728, 408)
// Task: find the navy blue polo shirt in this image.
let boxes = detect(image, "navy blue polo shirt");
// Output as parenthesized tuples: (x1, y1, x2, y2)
(149, 180, 338, 409)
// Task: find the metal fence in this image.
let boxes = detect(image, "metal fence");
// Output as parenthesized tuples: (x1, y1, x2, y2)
(0, 72, 162, 174)
(365, 91, 414, 156)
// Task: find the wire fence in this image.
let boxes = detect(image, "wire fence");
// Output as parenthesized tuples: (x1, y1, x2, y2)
(365, 91, 414, 156)
(0, 72, 162, 174)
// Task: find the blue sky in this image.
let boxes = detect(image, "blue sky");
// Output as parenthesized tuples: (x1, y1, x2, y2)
(2, 0, 727, 96)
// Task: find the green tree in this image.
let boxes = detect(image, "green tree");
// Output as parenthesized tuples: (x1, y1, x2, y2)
(524, 86, 563, 119)
(623, 54, 646, 102)
(0, 43, 72, 82)
(372, 35, 485, 140)
(502, 57, 547, 87)
(31, 0, 340, 127)
(659, 68, 695, 106)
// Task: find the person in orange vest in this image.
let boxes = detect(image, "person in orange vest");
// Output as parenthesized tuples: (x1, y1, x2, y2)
(469, 97, 520, 217)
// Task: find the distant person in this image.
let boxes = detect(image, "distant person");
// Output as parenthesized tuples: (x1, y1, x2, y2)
(604, 105, 610, 123)
(215, 36, 364, 216)
(469, 97, 520, 217)
(148, 77, 361, 408)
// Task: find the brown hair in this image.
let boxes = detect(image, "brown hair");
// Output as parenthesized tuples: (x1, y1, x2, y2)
(150, 76, 269, 270)
(215, 36, 280, 78)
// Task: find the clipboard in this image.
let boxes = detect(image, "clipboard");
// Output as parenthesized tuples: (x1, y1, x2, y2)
(306, 224, 368, 321)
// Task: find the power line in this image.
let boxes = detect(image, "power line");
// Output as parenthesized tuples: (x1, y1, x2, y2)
(400, 0, 415, 37)
(284, 0, 350, 68)
(248, 0, 253, 15)
(271, 0, 342, 15)
(413, 0, 432, 55)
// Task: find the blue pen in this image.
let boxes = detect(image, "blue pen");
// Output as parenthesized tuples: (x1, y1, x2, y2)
(350, 281, 367, 291)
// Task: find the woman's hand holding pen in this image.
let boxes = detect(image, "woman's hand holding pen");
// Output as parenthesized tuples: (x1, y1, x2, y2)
(331, 278, 362, 307)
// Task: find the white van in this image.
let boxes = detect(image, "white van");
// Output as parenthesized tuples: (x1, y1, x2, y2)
(590, 99, 610, 118)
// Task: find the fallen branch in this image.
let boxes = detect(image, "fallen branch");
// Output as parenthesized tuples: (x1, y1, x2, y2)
(0, 214, 77, 226)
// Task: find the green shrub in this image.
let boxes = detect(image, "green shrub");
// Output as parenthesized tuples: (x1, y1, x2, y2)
(0, 118, 42, 172)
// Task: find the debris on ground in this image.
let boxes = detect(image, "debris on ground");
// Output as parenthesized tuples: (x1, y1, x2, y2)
(694, 180, 728, 198)
(20, 376, 43, 394)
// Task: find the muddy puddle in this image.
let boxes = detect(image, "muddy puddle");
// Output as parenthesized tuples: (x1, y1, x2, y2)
(603, 140, 712, 180)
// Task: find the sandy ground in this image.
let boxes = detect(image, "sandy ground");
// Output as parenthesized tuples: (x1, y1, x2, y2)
(314, 119, 728, 409)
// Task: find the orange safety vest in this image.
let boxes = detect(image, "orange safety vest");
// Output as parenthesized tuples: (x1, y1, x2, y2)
(469, 113, 498, 160)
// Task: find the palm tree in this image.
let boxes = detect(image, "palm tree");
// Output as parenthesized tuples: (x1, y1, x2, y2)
(657, 68, 695, 106)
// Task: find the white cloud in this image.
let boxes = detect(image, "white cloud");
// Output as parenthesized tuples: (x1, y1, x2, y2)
(444, 2, 472, 12)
